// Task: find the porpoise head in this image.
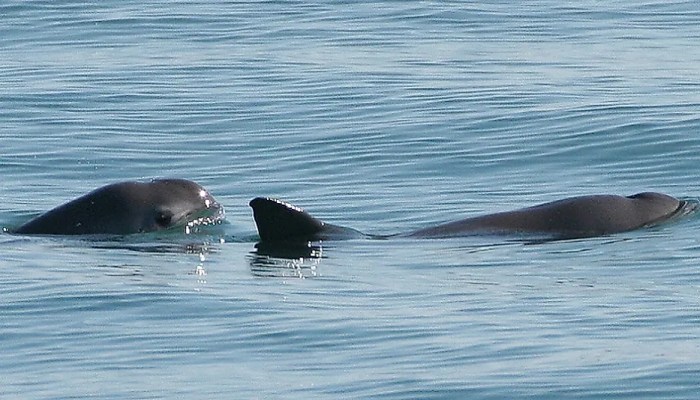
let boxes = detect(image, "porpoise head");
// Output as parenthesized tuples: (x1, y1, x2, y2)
(14, 178, 224, 235)
(134, 179, 224, 234)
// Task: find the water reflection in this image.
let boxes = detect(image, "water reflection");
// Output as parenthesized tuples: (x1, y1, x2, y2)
(247, 241, 323, 278)
(90, 239, 218, 255)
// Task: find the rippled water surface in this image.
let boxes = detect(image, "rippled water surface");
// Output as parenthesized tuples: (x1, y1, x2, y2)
(3, 1, 700, 399)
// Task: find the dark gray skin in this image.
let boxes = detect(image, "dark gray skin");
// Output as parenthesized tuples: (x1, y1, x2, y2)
(249, 193, 687, 242)
(14, 179, 223, 235)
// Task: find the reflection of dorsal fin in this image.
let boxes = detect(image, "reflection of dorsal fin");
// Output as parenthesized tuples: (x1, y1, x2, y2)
(249, 197, 326, 242)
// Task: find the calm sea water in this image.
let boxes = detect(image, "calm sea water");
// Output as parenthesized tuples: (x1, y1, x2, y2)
(3, 1, 700, 399)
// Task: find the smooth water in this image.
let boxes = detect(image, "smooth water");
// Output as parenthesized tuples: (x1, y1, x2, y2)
(3, 1, 700, 399)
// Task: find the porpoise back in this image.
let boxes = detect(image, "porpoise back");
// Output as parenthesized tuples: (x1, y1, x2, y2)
(249, 193, 686, 242)
(409, 192, 683, 239)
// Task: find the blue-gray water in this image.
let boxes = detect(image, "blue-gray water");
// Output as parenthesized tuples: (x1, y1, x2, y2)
(3, 1, 700, 398)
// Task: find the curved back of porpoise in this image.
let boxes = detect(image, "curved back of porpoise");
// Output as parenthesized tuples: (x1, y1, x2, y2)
(408, 192, 683, 239)
(249, 193, 684, 242)
(14, 179, 221, 235)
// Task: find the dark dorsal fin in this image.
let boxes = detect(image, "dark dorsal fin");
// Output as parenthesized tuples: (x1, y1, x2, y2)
(249, 197, 326, 242)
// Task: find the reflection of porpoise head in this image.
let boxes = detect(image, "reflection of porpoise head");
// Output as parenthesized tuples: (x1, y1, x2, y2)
(14, 179, 223, 235)
(249, 193, 687, 242)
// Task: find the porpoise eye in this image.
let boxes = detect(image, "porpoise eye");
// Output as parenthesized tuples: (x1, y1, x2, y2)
(155, 211, 174, 228)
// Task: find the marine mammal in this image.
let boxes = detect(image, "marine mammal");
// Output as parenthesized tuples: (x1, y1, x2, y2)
(14, 179, 223, 235)
(249, 193, 688, 242)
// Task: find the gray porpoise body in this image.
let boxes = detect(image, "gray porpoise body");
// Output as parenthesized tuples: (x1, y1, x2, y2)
(408, 192, 681, 239)
(14, 179, 222, 235)
(249, 192, 685, 242)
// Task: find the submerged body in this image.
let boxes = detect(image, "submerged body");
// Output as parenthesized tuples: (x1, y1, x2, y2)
(14, 179, 223, 235)
(249, 193, 687, 242)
